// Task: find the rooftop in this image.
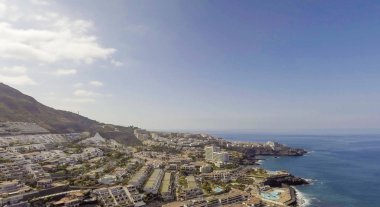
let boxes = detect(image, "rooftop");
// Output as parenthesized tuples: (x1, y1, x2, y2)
(144, 169, 163, 189)
(160, 172, 172, 194)
(186, 176, 197, 189)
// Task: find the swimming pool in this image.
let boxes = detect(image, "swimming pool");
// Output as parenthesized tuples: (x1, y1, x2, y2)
(213, 186, 224, 193)
(261, 189, 283, 201)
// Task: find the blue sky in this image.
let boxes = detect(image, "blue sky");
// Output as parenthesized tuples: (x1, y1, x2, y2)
(0, 0, 379, 133)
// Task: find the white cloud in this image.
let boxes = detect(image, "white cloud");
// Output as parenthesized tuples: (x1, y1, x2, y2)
(0, 1, 115, 64)
(0, 65, 36, 86)
(73, 88, 112, 99)
(55, 68, 77, 76)
(0, 2, 6, 18)
(0, 66, 27, 74)
(111, 59, 124, 67)
(30, 0, 53, 5)
(0, 0, 115, 102)
(0, 22, 115, 63)
(0, 74, 36, 86)
(74, 89, 100, 97)
(89, 80, 103, 87)
(0, 1, 22, 22)
(64, 97, 96, 103)
(73, 82, 84, 88)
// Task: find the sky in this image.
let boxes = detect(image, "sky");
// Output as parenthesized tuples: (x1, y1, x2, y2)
(0, 0, 380, 133)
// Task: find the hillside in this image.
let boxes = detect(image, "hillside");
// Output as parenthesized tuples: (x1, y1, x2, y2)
(0, 83, 141, 145)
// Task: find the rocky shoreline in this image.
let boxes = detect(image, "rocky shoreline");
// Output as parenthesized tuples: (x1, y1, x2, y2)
(264, 174, 310, 187)
(264, 175, 310, 207)
(224, 142, 307, 158)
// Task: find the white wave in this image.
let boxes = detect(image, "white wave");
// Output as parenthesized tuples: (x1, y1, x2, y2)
(305, 178, 317, 185)
(303, 151, 315, 156)
(293, 187, 311, 207)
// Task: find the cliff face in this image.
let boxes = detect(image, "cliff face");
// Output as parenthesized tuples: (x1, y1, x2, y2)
(233, 147, 307, 158)
(264, 175, 309, 187)
(251, 147, 307, 156)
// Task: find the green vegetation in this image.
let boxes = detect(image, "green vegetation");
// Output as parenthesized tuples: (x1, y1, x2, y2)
(0, 157, 11, 163)
(201, 180, 231, 196)
(249, 168, 269, 178)
(202, 181, 212, 193)
(210, 162, 239, 171)
(149, 145, 181, 154)
(236, 177, 254, 185)
(71, 175, 98, 187)
(98, 126, 142, 146)
(189, 155, 196, 161)
(231, 183, 246, 191)
(103, 165, 116, 174)
(178, 176, 187, 188)
(222, 163, 239, 169)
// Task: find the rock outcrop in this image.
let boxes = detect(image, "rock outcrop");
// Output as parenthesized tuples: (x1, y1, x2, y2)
(264, 174, 309, 187)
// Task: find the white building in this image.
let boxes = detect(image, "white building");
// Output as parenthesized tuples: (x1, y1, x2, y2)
(265, 141, 284, 151)
(82, 147, 104, 160)
(128, 165, 152, 189)
(0, 180, 30, 197)
(93, 185, 145, 207)
(204, 146, 229, 164)
(159, 172, 175, 201)
(204, 146, 220, 161)
(0, 161, 29, 180)
(178, 176, 203, 201)
(125, 185, 145, 205)
(98, 175, 118, 185)
(199, 164, 212, 173)
(36, 178, 52, 189)
(24, 163, 50, 180)
(213, 151, 229, 163)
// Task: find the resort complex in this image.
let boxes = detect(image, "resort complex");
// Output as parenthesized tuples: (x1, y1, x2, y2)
(0, 122, 307, 207)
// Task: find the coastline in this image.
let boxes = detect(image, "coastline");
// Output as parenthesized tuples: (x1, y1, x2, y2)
(294, 187, 311, 207)
(257, 155, 312, 206)
(218, 134, 380, 207)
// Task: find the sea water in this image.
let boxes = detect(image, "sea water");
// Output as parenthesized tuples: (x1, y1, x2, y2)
(214, 133, 380, 207)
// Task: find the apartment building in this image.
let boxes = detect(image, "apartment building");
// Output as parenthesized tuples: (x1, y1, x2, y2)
(178, 176, 203, 201)
(180, 164, 197, 174)
(201, 170, 236, 182)
(166, 189, 249, 207)
(0, 149, 24, 161)
(6, 144, 46, 153)
(82, 147, 104, 160)
(93, 186, 145, 207)
(36, 178, 53, 189)
(0, 162, 29, 180)
(24, 163, 50, 180)
(217, 189, 249, 205)
(93, 187, 120, 207)
(160, 172, 175, 201)
(0, 180, 30, 197)
(128, 165, 152, 189)
(204, 146, 229, 165)
(125, 185, 145, 205)
(204, 146, 220, 162)
(143, 169, 164, 194)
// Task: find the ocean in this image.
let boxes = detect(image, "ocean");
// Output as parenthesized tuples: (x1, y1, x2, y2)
(214, 133, 380, 207)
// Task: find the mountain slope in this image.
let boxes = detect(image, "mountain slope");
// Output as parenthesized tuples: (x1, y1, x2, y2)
(0, 83, 141, 145)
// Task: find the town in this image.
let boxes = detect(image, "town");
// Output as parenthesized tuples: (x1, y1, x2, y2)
(0, 122, 308, 207)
